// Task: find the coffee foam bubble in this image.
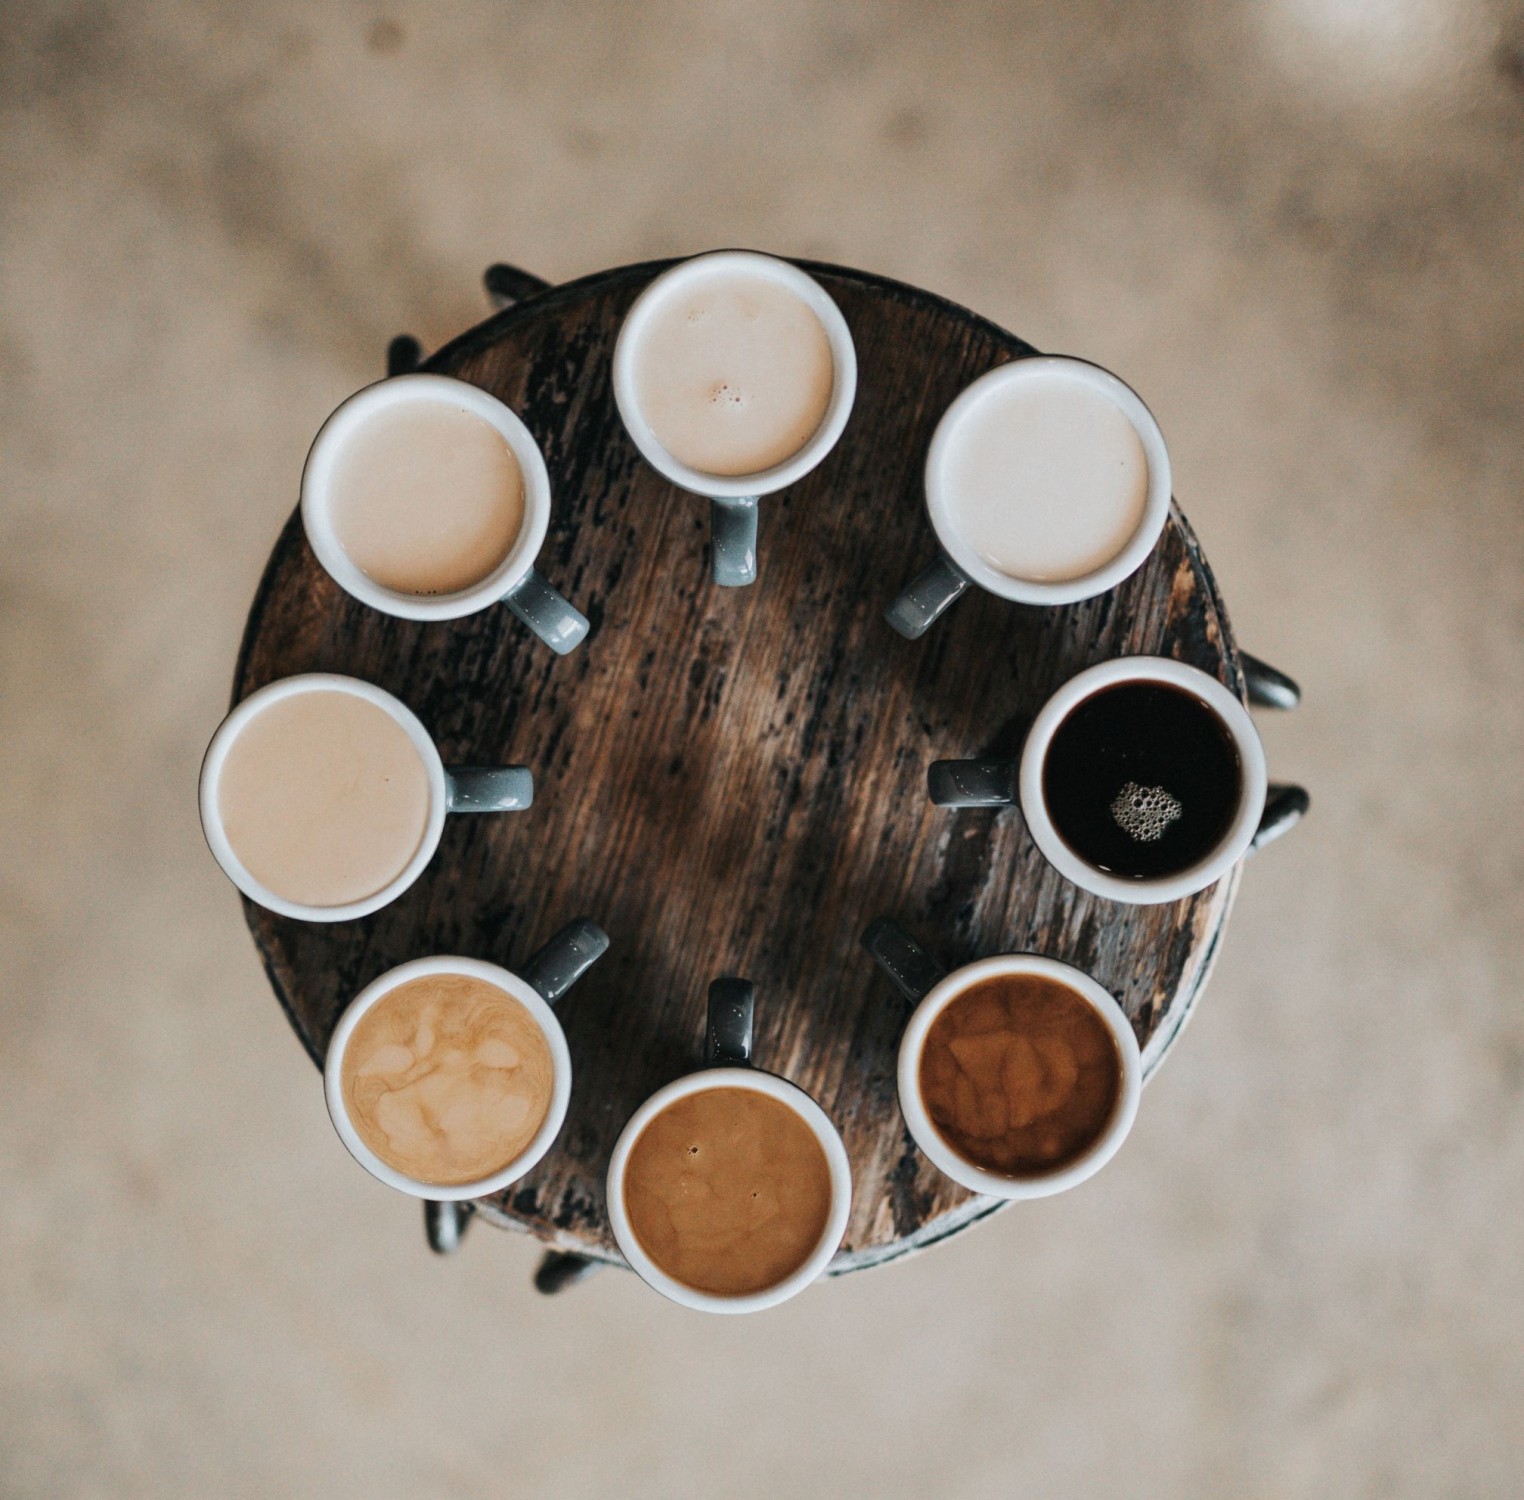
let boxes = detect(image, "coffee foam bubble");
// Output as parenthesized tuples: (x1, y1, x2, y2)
(1110, 780, 1183, 844)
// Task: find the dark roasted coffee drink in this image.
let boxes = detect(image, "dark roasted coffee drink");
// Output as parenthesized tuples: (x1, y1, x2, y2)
(918, 972, 1122, 1178)
(1041, 681, 1242, 880)
(621, 1086, 833, 1297)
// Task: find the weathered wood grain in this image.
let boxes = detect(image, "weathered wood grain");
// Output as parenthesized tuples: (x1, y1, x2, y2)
(234, 260, 1243, 1272)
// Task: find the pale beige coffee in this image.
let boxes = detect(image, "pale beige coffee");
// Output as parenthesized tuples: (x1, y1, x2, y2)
(622, 1086, 833, 1297)
(329, 399, 526, 595)
(632, 270, 834, 477)
(216, 688, 431, 908)
(943, 371, 1148, 582)
(341, 972, 555, 1187)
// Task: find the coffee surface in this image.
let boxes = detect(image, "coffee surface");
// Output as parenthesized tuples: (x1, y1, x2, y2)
(341, 972, 554, 1187)
(918, 973, 1122, 1177)
(940, 370, 1148, 582)
(632, 269, 835, 477)
(217, 688, 431, 907)
(622, 1086, 834, 1296)
(1042, 681, 1242, 880)
(329, 399, 525, 594)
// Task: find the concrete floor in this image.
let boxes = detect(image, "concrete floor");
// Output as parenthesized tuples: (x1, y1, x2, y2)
(3, 1, 1522, 1494)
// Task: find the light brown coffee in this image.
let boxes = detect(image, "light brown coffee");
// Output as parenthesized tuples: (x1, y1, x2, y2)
(329, 399, 526, 595)
(217, 688, 431, 908)
(622, 1086, 833, 1297)
(341, 972, 554, 1187)
(918, 973, 1122, 1178)
(632, 269, 834, 477)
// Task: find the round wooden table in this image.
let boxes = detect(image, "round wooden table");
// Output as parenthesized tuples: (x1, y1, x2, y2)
(234, 259, 1270, 1279)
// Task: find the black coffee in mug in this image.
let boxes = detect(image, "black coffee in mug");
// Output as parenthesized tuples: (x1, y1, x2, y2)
(1041, 681, 1242, 880)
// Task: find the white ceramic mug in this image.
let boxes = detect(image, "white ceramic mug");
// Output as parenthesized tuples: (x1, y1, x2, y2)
(886, 356, 1172, 638)
(199, 672, 533, 922)
(860, 920, 1142, 1200)
(301, 373, 589, 653)
(612, 250, 858, 587)
(928, 655, 1268, 905)
(324, 920, 607, 1200)
(605, 979, 852, 1314)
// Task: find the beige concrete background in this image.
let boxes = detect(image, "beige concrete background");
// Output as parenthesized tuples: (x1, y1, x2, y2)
(3, 1, 1522, 1494)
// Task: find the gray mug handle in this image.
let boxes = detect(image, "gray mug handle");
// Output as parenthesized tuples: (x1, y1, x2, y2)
(706, 977, 754, 1065)
(886, 553, 972, 640)
(860, 918, 948, 1005)
(444, 765, 534, 812)
(711, 497, 759, 587)
(503, 567, 590, 655)
(1249, 783, 1310, 855)
(519, 917, 610, 1005)
(927, 757, 1019, 808)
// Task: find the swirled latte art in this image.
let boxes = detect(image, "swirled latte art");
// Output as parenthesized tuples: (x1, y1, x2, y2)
(341, 973, 554, 1186)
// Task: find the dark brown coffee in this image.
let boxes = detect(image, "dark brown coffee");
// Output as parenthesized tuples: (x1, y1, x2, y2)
(918, 972, 1122, 1178)
(1041, 680, 1242, 880)
(622, 1086, 833, 1297)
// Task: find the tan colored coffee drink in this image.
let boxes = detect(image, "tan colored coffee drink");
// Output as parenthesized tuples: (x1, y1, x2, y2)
(918, 972, 1122, 1178)
(621, 1086, 833, 1296)
(216, 688, 431, 908)
(631, 270, 834, 477)
(329, 399, 526, 595)
(340, 972, 554, 1187)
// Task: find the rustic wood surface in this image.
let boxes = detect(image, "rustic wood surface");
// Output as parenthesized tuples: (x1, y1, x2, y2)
(234, 260, 1244, 1273)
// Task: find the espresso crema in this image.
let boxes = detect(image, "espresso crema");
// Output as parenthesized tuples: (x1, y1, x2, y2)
(622, 1086, 833, 1297)
(918, 972, 1122, 1178)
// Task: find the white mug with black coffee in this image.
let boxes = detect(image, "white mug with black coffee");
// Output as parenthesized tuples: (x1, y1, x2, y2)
(302, 374, 589, 653)
(199, 672, 534, 922)
(928, 655, 1268, 904)
(886, 357, 1173, 638)
(612, 250, 858, 587)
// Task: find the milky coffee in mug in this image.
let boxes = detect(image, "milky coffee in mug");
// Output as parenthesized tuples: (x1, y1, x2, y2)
(606, 978, 852, 1313)
(613, 251, 858, 586)
(340, 969, 556, 1188)
(200, 673, 534, 923)
(885, 357, 1172, 637)
(324, 923, 608, 1200)
(302, 374, 589, 652)
(621, 1084, 835, 1297)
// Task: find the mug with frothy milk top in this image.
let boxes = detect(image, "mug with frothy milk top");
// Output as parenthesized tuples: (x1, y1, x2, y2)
(199, 672, 535, 923)
(861, 919, 1142, 1200)
(301, 374, 590, 654)
(323, 919, 608, 1200)
(612, 251, 858, 588)
(605, 978, 852, 1313)
(886, 356, 1173, 638)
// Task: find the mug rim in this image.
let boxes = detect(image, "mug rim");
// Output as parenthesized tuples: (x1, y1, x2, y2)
(198, 672, 447, 923)
(322, 954, 573, 1201)
(611, 249, 858, 499)
(300, 373, 552, 622)
(924, 356, 1173, 605)
(1018, 655, 1269, 905)
(897, 952, 1143, 1200)
(605, 1065, 853, 1314)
